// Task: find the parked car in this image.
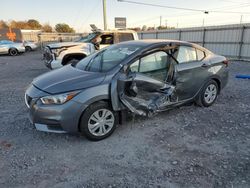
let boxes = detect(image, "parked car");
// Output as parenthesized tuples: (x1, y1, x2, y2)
(0, 40, 25, 56)
(43, 30, 138, 69)
(24, 40, 38, 51)
(25, 40, 229, 141)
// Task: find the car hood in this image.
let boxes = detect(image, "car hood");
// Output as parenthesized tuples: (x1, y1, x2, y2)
(47, 42, 82, 49)
(32, 65, 106, 94)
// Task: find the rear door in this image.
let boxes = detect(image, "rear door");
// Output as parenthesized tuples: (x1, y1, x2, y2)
(174, 45, 210, 100)
(116, 50, 177, 116)
(0, 41, 8, 54)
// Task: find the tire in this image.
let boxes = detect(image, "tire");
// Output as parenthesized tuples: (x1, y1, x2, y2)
(80, 101, 118, 141)
(196, 80, 219, 107)
(9, 48, 18, 56)
(66, 59, 79, 65)
(25, 46, 32, 52)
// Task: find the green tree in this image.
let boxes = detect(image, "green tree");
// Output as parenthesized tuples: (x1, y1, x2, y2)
(0, 20, 8, 29)
(55, 23, 75, 33)
(9, 20, 29, 29)
(27, 19, 42, 29)
(42, 23, 53, 32)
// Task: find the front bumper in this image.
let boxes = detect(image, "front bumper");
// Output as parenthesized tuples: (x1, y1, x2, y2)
(43, 52, 62, 69)
(25, 85, 87, 134)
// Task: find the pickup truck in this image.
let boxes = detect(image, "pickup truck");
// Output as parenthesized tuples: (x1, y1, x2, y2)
(43, 30, 138, 69)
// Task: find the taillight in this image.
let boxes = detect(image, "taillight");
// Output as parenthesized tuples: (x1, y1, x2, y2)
(223, 59, 229, 67)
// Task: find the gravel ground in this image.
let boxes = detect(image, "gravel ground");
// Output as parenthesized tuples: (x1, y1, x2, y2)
(0, 51, 249, 188)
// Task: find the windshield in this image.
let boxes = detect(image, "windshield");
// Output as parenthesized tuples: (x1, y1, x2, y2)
(74, 33, 97, 43)
(74, 43, 143, 72)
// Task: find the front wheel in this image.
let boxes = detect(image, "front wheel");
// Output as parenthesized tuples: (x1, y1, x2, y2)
(80, 101, 118, 141)
(196, 80, 219, 107)
(66, 59, 79, 65)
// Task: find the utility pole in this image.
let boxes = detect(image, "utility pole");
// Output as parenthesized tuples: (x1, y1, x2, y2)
(160, 16, 162, 27)
(240, 15, 243, 24)
(103, 0, 107, 30)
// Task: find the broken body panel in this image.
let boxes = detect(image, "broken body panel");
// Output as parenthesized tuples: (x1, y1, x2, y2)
(111, 41, 226, 116)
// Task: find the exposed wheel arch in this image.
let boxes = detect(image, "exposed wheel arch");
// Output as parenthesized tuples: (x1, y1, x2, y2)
(62, 53, 87, 65)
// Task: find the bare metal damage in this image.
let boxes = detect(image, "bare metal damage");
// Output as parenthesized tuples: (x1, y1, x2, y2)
(116, 71, 178, 116)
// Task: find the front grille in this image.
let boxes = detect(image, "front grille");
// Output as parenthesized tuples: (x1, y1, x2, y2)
(43, 47, 53, 63)
(25, 93, 32, 108)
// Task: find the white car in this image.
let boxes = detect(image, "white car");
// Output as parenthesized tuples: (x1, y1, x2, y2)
(24, 40, 38, 51)
(43, 30, 138, 69)
(0, 40, 25, 56)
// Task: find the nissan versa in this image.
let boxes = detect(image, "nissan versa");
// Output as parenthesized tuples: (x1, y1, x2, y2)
(25, 40, 229, 141)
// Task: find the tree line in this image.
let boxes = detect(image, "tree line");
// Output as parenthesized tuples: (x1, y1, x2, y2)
(0, 19, 75, 33)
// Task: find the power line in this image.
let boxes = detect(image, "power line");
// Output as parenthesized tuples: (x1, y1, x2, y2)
(118, 0, 250, 14)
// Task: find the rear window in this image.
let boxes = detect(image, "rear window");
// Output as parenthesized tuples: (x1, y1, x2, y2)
(197, 49, 206, 60)
(117, 33, 134, 42)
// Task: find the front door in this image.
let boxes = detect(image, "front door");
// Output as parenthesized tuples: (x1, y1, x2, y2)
(117, 50, 177, 116)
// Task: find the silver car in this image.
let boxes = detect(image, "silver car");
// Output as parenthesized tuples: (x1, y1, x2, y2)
(24, 40, 38, 51)
(0, 40, 25, 56)
(25, 40, 229, 141)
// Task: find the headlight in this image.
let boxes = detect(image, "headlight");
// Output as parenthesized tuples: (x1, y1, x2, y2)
(51, 48, 67, 57)
(40, 91, 79, 105)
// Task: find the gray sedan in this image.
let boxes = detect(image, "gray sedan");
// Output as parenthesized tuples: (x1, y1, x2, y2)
(0, 40, 25, 56)
(25, 40, 229, 141)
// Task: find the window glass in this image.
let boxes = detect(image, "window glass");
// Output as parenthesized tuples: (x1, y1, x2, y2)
(100, 34, 114, 45)
(197, 49, 205, 61)
(130, 51, 168, 81)
(74, 43, 142, 72)
(117, 33, 134, 42)
(177, 46, 197, 63)
(130, 60, 139, 72)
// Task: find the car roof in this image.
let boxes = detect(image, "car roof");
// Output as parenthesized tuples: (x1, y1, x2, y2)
(119, 39, 212, 53)
(99, 30, 137, 34)
(118, 39, 189, 46)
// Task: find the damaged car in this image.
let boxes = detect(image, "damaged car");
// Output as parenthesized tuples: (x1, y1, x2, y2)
(25, 40, 229, 141)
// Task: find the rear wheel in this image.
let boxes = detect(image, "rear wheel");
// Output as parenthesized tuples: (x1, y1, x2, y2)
(80, 101, 117, 141)
(9, 48, 18, 56)
(25, 46, 32, 52)
(196, 80, 218, 107)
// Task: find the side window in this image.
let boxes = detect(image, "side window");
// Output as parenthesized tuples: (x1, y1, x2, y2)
(130, 60, 139, 72)
(100, 34, 114, 45)
(196, 49, 205, 61)
(177, 46, 197, 63)
(117, 33, 134, 42)
(130, 51, 169, 81)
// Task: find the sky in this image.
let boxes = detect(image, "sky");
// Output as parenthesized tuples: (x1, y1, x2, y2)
(1, 0, 250, 32)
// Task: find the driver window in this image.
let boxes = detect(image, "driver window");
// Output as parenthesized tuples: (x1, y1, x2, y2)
(100, 34, 114, 45)
(130, 51, 169, 81)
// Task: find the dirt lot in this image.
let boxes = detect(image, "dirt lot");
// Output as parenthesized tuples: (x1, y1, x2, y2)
(0, 51, 249, 188)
